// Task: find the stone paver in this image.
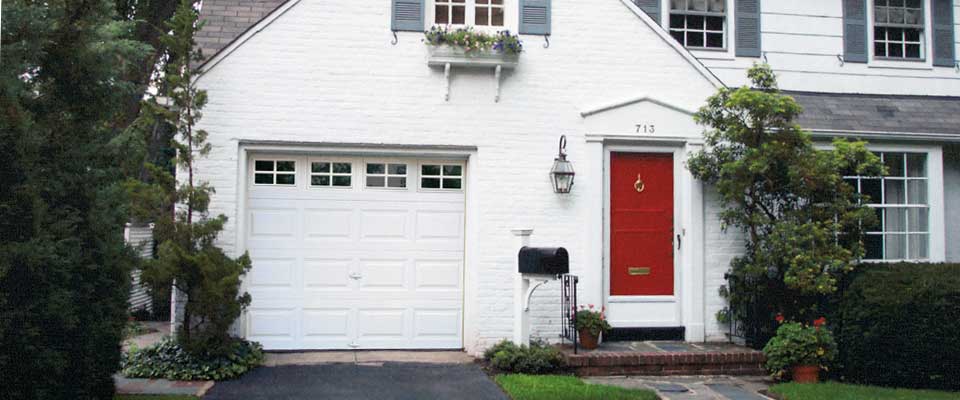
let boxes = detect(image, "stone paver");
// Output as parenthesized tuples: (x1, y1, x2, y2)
(586, 375, 774, 400)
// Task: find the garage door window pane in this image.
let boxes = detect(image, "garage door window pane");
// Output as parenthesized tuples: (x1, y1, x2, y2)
(255, 173, 274, 184)
(332, 176, 351, 186)
(421, 164, 464, 190)
(388, 177, 407, 188)
(366, 162, 407, 188)
(312, 161, 352, 188)
(276, 174, 295, 185)
(366, 176, 386, 187)
(254, 159, 296, 186)
(312, 175, 330, 186)
(422, 177, 441, 188)
(255, 160, 274, 171)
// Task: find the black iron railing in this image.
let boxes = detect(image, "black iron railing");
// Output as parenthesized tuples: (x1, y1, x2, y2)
(560, 274, 579, 354)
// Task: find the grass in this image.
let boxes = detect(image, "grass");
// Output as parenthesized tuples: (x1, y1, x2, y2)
(770, 382, 960, 400)
(495, 374, 658, 400)
(115, 396, 197, 400)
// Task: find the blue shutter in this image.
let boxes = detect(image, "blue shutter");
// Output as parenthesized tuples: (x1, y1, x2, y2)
(392, 0, 424, 32)
(933, 0, 956, 67)
(519, 0, 551, 35)
(843, 0, 868, 63)
(634, 0, 661, 25)
(735, 0, 761, 57)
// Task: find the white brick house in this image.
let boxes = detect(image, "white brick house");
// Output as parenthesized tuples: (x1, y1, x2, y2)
(191, 0, 960, 355)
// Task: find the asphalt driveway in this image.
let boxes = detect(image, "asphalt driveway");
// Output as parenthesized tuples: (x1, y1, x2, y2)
(203, 362, 509, 400)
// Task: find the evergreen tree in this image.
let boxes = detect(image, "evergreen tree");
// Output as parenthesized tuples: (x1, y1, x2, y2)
(687, 64, 885, 346)
(0, 1, 151, 398)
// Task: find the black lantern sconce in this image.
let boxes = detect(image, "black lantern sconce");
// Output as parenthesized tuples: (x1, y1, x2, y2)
(550, 135, 575, 194)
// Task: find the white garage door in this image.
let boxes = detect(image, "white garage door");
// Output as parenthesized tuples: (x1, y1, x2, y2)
(243, 155, 465, 350)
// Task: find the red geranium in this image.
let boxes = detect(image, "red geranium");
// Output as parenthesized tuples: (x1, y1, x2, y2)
(813, 317, 827, 329)
(775, 313, 785, 324)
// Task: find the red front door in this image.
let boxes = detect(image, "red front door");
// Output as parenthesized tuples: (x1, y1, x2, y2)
(610, 153, 674, 296)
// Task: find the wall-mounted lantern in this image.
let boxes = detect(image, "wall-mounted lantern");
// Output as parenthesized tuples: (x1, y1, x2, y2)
(550, 135, 575, 194)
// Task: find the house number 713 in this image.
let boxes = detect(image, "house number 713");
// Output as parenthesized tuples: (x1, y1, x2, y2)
(636, 124, 656, 134)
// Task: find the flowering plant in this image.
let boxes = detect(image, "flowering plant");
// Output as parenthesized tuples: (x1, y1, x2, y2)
(424, 26, 523, 54)
(573, 304, 612, 337)
(762, 317, 837, 379)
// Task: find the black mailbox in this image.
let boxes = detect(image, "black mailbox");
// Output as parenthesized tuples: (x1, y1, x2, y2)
(518, 247, 569, 275)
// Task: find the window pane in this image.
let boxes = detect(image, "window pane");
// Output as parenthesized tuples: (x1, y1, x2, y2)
(875, 42, 887, 57)
(708, 0, 724, 12)
(333, 163, 351, 174)
(706, 16, 724, 31)
(670, 14, 685, 28)
(889, 7, 904, 24)
(254, 173, 273, 184)
(889, 0, 904, 7)
(688, 15, 705, 29)
(312, 175, 330, 186)
(443, 165, 463, 176)
(492, 0, 503, 4)
(885, 208, 907, 232)
(255, 160, 273, 171)
(443, 178, 462, 189)
(905, 44, 920, 58)
(387, 177, 407, 188)
(670, 30, 685, 43)
(452, 5, 465, 24)
(909, 234, 929, 259)
(906, 0, 921, 7)
(476, 6, 488, 25)
(866, 207, 884, 231)
(865, 234, 884, 259)
(388, 164, 407, 175)
(907, 180, 927, 204)
(492, 7, 504, 26)
(688, 0, 706, 11)
(477, 0, 488, 3)
(332, 176, 351, 187)
(312, 162, 330, 173)
(885, 234, 906, 259)
(367, 176, 385, 187)
(904, 9, 922, 25)
(706, 33, 724, 48)
(908, 208, 929, 231)
(422, 165, 442, 176)
(367, 163, 385, 174)
(435, 5, 448, 24)
(884, 153, 905, 176)
(889, 42, 903, 57)
(687, 31, 704, 47)
(875, 6, 888, 23)
(885, 179, 906, 204)
(906, 153, 926, 177)
(276, 161, 295, 172)
(422, 177, 441, 189)
(276, 174, 295, 185)
(861, 179, 882, 203)
(671, 0, 685, 11)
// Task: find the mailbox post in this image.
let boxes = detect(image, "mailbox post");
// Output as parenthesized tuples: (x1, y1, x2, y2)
(511, 228, 570, 346)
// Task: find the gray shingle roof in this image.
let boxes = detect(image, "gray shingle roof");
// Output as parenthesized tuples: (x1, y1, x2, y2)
(786, 91, 960, 136)
(195, 0, 288, 66)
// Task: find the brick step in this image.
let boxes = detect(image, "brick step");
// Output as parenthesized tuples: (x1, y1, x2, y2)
(562, 348, 766, 377)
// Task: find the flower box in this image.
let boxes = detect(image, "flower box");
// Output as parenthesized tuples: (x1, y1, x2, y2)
(427, 44, 519, 69)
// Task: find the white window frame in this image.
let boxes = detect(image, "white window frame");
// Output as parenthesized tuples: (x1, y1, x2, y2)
(418, 161, 466, 192)
(308, 157, 354, 189)
(364, 161, 410, 190)
(867, 0, 935, 69)
(252, 159, 297, 186)
(428, 0, 516, 33)
(819, 142, 945, 263)
(668, 0, 728, 50)
(661, 0, 736, 60)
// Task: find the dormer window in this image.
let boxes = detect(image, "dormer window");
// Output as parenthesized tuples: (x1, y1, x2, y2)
(434, 0, 505, 27)
(873, 0, 925, 59)
(669, 0, 727, 49)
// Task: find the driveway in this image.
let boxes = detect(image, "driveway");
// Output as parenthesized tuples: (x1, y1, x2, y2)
(203, 362, 509, 400)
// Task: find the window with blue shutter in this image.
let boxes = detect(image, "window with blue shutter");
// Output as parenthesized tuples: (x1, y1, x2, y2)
(392, 0, 425, 32)
(735, 0, 761, 57)
(933, 0, 956, 66)
(635, 0, 661, 25)
(843, 0, 869, 63)
(519, 0, 551, 35)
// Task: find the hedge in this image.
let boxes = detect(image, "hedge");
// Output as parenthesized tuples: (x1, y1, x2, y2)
(836, 263, 960, 390)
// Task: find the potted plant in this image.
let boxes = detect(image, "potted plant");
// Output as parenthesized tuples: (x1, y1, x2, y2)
(574, 305, 611, 350)
(424, 26, 522, 67)
(762, 316, 837, 383)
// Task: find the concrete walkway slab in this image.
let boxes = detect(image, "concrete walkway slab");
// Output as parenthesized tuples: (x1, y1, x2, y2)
(115, 375, 213, 397)
(586, 375, 774, 400)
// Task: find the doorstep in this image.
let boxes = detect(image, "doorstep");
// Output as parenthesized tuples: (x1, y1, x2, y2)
(114, 374, 213, 397)
(561, 341, 766, 376)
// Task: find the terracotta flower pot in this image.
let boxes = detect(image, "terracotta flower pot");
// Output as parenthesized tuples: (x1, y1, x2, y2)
(791, 365, 820, 383)
(578, 329, 599, 350)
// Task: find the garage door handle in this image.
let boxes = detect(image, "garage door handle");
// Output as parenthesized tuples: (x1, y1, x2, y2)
(349, 272, 363, 280)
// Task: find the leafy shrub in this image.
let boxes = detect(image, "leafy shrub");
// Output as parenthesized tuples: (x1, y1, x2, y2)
(574, 305, 611, 336)
(836, 263, 960, 390)
(483, 340, 562, 374)
(122, 337, 263, 381)
(763, 320, 837, 380)
(424, 26, 523, 54)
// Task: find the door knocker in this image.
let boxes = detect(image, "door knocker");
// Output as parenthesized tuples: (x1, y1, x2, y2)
(634, 174, 645, 193)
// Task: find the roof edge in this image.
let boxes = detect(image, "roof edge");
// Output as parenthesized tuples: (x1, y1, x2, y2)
(195, 0, 300, 77)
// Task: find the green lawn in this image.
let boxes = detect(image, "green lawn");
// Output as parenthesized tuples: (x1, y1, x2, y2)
(115, 396, 196, 400)
(495, 374, 658, 400)
(771, 382, 960, 400)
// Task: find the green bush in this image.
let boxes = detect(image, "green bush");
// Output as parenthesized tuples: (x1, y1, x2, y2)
(836, 263, 960, 390)
(121, 337, 263, 381)
(763, 320, 837, 380)
(483, 340, 563, 374)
